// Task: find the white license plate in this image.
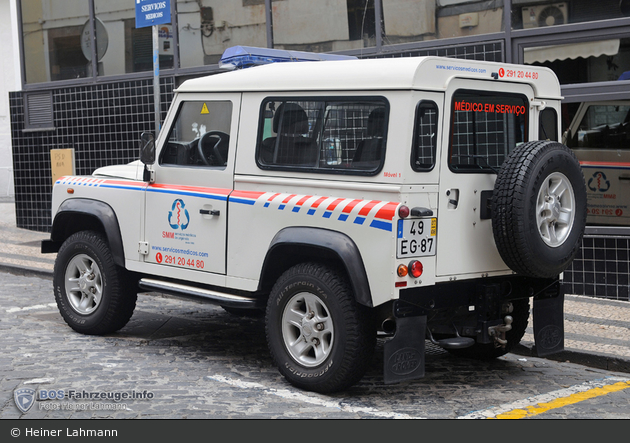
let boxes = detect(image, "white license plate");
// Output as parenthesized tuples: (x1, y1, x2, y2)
(397, 218, 437, 258)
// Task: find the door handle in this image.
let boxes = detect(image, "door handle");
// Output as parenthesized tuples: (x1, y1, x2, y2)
(200, 209, 220, 216)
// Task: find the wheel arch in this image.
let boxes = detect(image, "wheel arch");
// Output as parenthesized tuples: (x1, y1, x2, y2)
(45, 199, 126, 268)
(258, 227, 373, 307)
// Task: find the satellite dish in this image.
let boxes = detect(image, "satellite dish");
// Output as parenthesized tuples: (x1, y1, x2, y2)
(81, 18, 109, 62)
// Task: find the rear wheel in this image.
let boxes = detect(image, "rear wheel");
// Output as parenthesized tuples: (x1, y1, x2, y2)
(265, 262, 375, 393)
(53, 231, 137, 335)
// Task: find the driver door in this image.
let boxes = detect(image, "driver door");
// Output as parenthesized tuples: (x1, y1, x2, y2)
(144, 93, 240, 275)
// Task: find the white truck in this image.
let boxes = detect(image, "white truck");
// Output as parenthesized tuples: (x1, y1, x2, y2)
(42, 47, 587, 393)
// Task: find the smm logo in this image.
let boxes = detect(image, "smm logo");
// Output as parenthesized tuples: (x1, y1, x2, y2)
(588, 171, 611, 193)
(168, 199, 190, 230)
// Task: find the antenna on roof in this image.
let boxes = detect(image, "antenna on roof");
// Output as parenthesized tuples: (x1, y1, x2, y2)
(219, 46, 357, 70)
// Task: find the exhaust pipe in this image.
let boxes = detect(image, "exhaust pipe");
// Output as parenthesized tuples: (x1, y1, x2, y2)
(382, 317, 396, 334)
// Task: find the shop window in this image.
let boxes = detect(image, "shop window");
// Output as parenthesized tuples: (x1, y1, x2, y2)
(563, 101, 630, 226)
(524, 37, 630, 85)
(513, 0, 630, 30)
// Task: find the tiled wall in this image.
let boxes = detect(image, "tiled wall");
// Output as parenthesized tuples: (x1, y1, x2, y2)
(10, 78, 174, 232)
(562, 236, 630, 301)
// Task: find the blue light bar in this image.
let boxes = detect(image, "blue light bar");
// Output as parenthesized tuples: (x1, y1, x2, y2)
(219, 46, 357, 70)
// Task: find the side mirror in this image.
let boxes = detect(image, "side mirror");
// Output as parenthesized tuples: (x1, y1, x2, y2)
(140, 132, 156, 165)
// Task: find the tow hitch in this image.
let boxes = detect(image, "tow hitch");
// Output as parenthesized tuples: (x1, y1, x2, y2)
(488, 315, 513, 348)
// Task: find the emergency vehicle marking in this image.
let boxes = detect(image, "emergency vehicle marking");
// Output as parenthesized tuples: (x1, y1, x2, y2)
(148, 183, 230, 201)
(56, 178, 399, 231)
(229, 190, 398, 232)
(56, 177, 148, 191)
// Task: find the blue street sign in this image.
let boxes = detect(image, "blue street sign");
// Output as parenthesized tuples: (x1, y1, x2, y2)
(135, 0, 171, 28)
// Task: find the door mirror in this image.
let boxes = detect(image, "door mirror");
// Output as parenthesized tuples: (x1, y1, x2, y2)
(140, 132, 156, 165)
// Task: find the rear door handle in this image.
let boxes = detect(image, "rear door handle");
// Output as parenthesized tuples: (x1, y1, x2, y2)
(200, 209, 220, 216)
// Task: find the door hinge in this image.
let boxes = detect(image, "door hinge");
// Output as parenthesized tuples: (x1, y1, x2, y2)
(138, 241, 149, 255)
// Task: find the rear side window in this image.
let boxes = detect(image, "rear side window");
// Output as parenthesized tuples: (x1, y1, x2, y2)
(257, 97, 388, 174)
(449, 90, 528, 173)
(411, 101, 439, 171)
(539, 108, 558, 142)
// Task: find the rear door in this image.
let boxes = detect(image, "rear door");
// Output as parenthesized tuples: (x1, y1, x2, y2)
(436, 80, 535, 277)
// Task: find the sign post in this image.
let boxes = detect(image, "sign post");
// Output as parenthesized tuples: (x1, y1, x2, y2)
(135, 0, 172, 136)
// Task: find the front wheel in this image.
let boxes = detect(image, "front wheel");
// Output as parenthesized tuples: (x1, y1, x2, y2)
(265, 263, 375, 393)
(53, 231, 137, 335)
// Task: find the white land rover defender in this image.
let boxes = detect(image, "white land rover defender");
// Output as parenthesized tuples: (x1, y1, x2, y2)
(42, 47, 587, 393)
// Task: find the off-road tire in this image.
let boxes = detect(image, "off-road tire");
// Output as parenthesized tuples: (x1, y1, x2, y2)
(265, 262, 375, 393)
(492, 141, 587, 278)
(53, 231, 137, 335)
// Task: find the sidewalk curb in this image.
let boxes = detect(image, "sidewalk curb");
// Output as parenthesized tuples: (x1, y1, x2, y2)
(512, 342, 630, 374)
(0, 264, 53, 280)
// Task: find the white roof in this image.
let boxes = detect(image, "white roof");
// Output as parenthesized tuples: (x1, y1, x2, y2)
(176, 56, 562, 99)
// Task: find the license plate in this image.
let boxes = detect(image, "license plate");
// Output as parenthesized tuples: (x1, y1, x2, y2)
(397, 218, 437, 258)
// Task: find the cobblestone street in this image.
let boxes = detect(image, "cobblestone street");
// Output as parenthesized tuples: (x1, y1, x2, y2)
(2, 271, 629, 420)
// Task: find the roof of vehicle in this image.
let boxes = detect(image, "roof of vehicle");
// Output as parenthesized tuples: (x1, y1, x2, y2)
(176, 56, 562, 99)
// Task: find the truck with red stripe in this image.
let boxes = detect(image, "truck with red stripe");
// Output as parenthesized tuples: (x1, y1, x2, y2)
(42, 46, 587, 393)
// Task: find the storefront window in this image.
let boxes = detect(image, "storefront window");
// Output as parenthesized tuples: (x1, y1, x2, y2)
(381, 0, 504, 45)
(94, 0, 174, 76)
(524, 37, 630, 85)
(562, 100, 630, 226)
(512, 0, 630, 30)
(272, 0, 376, 52)
(177, 0, 267, 68)
(21, 0, 90, 83)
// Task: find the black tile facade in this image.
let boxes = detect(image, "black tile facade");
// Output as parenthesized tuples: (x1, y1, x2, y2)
(10, 77, 174, 232)
(562, 236, 630, 302)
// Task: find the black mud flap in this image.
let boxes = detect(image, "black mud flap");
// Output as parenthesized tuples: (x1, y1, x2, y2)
(383, 315, 426, 384)
(533, 290, 565, 357)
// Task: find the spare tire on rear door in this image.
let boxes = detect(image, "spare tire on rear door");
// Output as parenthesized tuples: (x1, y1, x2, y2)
(492, 141, 587, 279)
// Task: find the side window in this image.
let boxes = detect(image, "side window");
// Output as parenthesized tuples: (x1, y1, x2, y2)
(411, 101, 438, 171)
(160, 101, 233, 168)
(573, 104, 630, 150)
(539, 108, 558, 142)
(257, 98, 388, 174)
(449, 90, 528, 172)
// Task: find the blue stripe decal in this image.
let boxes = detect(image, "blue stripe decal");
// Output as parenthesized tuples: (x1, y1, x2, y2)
(307, 209, 316, 215)
(292, 207, 301, 213)
(229, 198, 256, 205)
(99, 185, 146, 192)
(338, 214, 348, 222)
(278, 204, 286, 210)
(353, 217, 365, 225)
(369, 219, 392, 232)
(323, 211, 332, 219)
(146, 188, 227, 201)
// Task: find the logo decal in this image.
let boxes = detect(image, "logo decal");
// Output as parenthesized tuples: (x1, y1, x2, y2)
(14, 387, 36, 413)
(168, 199, 190, 230)
(588, 171, 611, 192)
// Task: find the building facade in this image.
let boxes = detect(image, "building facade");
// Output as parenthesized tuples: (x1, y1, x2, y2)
(9, 0, 630, 300)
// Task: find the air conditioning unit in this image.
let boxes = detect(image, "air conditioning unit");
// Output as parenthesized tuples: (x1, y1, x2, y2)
(522, 3, 568, 29)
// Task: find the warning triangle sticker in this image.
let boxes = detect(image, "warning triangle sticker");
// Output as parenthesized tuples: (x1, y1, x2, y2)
(201, 103, 209, 114)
